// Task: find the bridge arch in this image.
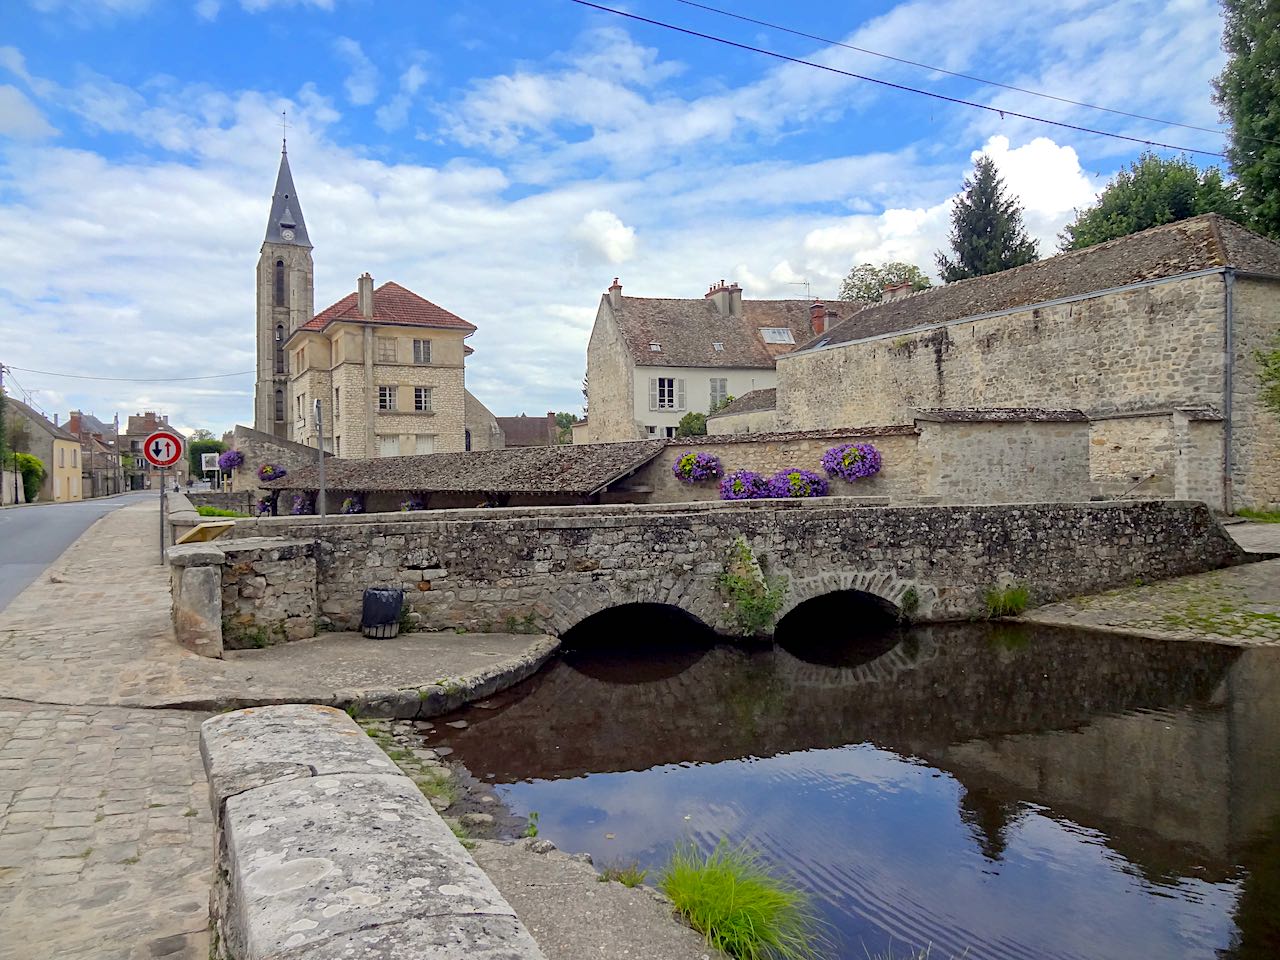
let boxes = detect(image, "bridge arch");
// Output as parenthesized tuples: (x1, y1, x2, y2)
(776, 571, 935, 625)
(543, 573, 724, 637)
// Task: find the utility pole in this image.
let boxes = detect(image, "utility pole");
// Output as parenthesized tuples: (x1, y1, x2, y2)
(314, 398, 327, 516)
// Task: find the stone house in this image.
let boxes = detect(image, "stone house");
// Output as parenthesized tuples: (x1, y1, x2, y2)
(122, 412, 188, 489)
(583, 278, 858, 442)
(495, 412, 558, 446)
(721, 215, 1279, 511)
(67, 410, 124, 498)
(285, 273, 481, 459)
(6, 398, 81, 502)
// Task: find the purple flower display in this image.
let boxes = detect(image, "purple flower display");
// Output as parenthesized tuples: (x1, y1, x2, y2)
(289, 492, 315, 516)
(339, 494, 365, 515)
(255, 497, 273, 517)
(672, 451, 723, 484)
(820, 442, 882, 483)
(218, 449, 245, 471)
(257, 463, 287, 482)
(400, 497, 426, 512)
(720, 470, 769, 500)
(767, 468, 829, 498)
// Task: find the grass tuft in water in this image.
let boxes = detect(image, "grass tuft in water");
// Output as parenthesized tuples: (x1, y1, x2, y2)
(660, 841, 825, 960)
(983, 584, 1030, 619)
(598, 861, 648, 887)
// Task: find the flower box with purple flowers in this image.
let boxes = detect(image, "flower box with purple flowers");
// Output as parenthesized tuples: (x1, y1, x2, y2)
(720, 470, 769, 500)
(821, 442, 882, 482)
(673, 451, 723, 484)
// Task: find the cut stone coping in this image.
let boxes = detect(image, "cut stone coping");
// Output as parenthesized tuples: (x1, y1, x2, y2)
(201, 703, 547, 959)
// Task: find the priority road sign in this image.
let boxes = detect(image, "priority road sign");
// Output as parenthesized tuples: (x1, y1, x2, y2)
(143, 431, 183, 469)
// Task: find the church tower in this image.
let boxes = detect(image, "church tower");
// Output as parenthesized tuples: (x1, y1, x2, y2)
(254, 143, 314, 440)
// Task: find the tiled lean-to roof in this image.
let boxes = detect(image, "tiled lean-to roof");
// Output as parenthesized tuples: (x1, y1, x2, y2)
(708, 388, 777, 419)
(801, 214, 1280, 351)
(297, 281, 477, 335)
(267, 441, 668, 496)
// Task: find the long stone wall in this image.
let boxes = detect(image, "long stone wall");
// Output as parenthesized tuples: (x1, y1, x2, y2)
(200, 704, 545, 959)
(224, 499, 1249, 636)
(189, 491, 255, 513)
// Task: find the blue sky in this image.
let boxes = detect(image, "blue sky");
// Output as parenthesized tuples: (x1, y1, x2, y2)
(0, 0, 1231, 435)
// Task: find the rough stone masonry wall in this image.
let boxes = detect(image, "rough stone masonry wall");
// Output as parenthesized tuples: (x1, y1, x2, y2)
(1087, 415, 1176, 498)
(200, 704, 545, 960)
(776, 274, 1228, 498)
(228, 499, 1248, 635)
(1231, 276, 1280, 509)
(188, 491, 255, 513)
(917, 420, 1092, 503)
(218, 538, 317, 648)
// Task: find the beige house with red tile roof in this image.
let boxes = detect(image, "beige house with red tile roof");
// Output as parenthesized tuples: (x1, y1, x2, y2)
(583, 278, 859, 442)
(253, 145, 498, 457)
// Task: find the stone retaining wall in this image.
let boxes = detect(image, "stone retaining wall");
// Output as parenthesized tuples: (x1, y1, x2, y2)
(223, 499, 1249, 635)
(200, 704, 546, 959)
(189, 491, 255, 513)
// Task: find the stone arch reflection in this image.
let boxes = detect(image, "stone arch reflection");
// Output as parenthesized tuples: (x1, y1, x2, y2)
(774, 589, 902, 667)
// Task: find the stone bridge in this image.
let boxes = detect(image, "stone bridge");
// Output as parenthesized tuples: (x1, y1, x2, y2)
(203, 498, 1248, 644)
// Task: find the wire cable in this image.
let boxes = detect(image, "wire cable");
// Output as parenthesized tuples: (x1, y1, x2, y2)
(668, 0, 1266, 148)
(7, 365, 254, 383)
(570, 0, 1228, 158)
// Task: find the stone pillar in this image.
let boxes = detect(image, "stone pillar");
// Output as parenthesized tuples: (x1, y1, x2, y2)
(169, 544, 226, 658)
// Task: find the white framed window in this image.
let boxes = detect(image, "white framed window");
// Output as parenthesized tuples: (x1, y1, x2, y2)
(649, 341, 661, 352)
(376, 337, 397, 362)
(709, 378, 728, 410)
(333, 387, 340, 420)
(646, 425, 657, 435)
(649, 377, 685, 411)
(296, 393, 305, 420)
(712, 342, 724, 352)
(414, 387, 432, 412)
(413, 339, 432, 364)
(378, 435, 400, 457)
(760, 327, 795, 344)
(59, 448, 65, 468)
(295, 347, 306, 370)
(664, 426, 677, 438)
(378, 386, 397, 411)
(414, 434, 435, 455)
(72, 449, 77, 468)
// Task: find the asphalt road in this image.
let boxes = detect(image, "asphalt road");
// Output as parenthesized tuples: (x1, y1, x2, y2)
(0, 492, 156, 614)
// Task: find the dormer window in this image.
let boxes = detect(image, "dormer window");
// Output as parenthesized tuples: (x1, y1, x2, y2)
(712, 342, 724, 352)
(649, 342, 661, 352)
(760, 327, 795, 344)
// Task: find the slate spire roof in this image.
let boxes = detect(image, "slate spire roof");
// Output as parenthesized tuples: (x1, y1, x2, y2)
(263, 144, 311, 248)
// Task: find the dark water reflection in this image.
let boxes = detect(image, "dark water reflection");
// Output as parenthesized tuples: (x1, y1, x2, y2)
(431, 620, 1280, 960)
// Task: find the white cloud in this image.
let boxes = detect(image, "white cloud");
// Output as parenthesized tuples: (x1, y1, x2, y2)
(332, 37, 378, 106)
(25, 0, 152, 16)
(0, 85, 56, 139)
(570, 210, 637, 265)
(194, 0, 220, 20)
(375, 62, 428, 132)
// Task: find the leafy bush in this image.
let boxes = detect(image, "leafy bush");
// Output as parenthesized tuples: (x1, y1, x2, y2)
(766, 469, 828, 498)
(720, 470, 769, 500)
(820, 442, 882, 483)
(196, 505, 249, 518)
(673, 451, 723, 484)
(218, 449, 244, 471)
(984, 584, 1030, 618)
(677, 411, 708, 437)
(719, 537, 787, 635)
(660, 841, 824, 960)
(257, 462, 287, 482)
(13, 452, 45, 502)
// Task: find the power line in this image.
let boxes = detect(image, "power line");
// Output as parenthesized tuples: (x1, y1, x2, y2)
(668, 0, 1267, 148)
(569, 0, 1229, 159)
(7, 365, 254, 383)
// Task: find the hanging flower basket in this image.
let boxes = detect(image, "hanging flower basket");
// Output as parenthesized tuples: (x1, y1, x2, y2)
(218, 449, 245, 471)
(258, 463, 287, 482)
(672, 451, 723, 484)
(767, 468, 829, 498)
(821, 442, 882, 482)
(720, 470, 769, 500)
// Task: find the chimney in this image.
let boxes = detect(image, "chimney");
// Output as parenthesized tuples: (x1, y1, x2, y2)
(608, 277, 622, 310)
(882, 281, 913, 303)
(705, 279, 732, 317)
(825, 307, 839, 331)
(728, 282, 743, 318)
(53, 413, 59, 426)
(809, 300, 826, 336)
(357, 272, 375, 319)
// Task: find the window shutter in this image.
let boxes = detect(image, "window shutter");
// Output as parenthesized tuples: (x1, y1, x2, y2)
(677, 379, 686, 411)
(649, 378, 658, 411)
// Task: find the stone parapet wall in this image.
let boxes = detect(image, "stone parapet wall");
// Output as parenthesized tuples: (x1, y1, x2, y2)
(189, 491, 255, 513)
(226, 499, 1250, 636)
(219, 538, 317, 649)
(200, 705, 546, 960)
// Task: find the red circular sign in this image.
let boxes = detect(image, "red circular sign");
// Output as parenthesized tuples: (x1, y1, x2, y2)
(142, 431, 184, 468)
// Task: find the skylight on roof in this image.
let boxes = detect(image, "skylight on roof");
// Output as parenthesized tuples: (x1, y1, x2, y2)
(760, 327, 795, 344)
(712, 342, 724, 351)
(649, 341, 662, 352)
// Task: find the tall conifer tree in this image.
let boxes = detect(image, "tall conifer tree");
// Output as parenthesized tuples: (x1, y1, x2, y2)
(1214, 0, 1280, 239)
(935, 156, 1039, 282)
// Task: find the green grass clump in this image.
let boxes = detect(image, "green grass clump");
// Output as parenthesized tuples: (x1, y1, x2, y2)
(983, 584, 1030, 619)
(598, 861, 648, 887)
(195, 505, 249, 518)
(1236, 507, 1280, 523)
(660, 841, 825, 960)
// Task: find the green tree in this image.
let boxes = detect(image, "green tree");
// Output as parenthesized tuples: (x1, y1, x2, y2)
(553, 411, 579, 444)
(14, 452, 45, 502)
(838, 262, 932, 302)
(189, 428, 216, 442)
(676, 412, 707, 437)
(1258, 334, 1280, 419)
(1214, 0, 1280, 239)
(935, 155, 1039, 282)
(1060, 153, 1244, 250)
(187, 438, 226, 476)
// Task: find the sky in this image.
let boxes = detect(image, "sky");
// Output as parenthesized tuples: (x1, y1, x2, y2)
(0, 0, 1234, 436)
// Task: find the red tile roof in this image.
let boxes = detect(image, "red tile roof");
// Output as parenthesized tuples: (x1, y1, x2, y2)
(297, 281, 477, 335)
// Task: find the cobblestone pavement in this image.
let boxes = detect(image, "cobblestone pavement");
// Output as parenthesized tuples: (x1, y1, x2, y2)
(1022, 523, 1280, 646)
(0, 699, 211, 960)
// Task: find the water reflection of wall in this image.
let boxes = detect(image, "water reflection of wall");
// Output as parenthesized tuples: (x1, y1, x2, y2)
(438, 625, 1280, 881)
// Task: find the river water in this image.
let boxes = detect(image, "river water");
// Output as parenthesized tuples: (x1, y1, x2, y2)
(428, 614, 1280, 959)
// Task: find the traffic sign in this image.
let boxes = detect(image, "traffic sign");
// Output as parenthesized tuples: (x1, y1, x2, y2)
(143, 431, 184, 469)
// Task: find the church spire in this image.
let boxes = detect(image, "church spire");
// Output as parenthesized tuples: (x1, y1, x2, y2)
(264, 144, 311, 248)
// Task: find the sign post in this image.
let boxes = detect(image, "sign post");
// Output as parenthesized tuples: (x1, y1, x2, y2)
(143, 431, 184, 563)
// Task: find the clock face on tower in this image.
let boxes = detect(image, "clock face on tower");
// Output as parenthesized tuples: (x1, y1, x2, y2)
(280, 228, 295, 241)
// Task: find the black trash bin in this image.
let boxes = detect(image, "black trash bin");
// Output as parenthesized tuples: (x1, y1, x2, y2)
(361, 587, 404, 639)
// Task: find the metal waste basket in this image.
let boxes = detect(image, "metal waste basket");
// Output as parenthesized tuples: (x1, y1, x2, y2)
(361, 586, 404, 639)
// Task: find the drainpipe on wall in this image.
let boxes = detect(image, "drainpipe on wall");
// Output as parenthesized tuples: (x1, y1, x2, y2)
(1223, 268, 1235, 515)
